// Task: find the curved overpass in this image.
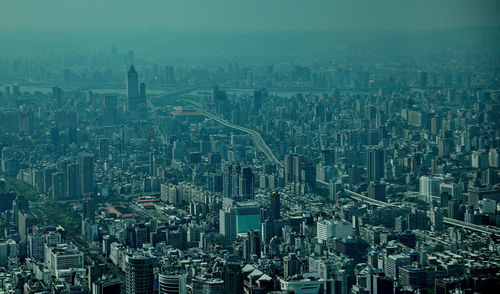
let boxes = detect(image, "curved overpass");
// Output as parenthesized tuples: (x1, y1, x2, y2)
(184, 100, 283, 167)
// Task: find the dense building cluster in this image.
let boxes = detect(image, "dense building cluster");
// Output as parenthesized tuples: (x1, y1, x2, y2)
(0, 41, 499, 294)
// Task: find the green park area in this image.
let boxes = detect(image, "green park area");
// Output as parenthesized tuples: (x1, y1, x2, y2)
(4, 178, 81, 237)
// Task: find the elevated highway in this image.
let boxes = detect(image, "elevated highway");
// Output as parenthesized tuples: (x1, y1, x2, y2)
(316, 179, 500, 236)
(184, 100, 283, 167)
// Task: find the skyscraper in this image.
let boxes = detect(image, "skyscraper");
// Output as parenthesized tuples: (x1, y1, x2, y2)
(13, 195, 29, 227)
(164, 66, 175, 85)
(52, 172, 66, 200)
(83, 197, 95, 223)
(66, 163, 80, 199)
(270, 191, 280, 220)
(245, 230, 261, 260)
(127, 66, 139, 98)
(126, 66, 140, 110)
(125, 255, 154, 294)
(367, 147, 384, 181)
(78, 153, 94, 196)
(283, 253, 300, 278)
(239, 167, 254, 200)
(99, 138, 110, 160)
(103, 95, 118, 124)
(219, 198, 261, 245)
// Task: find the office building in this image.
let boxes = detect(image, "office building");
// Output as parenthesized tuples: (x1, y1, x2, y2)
(283, 253, 300, 278)
(67, 163, 80, 199)
(367, 147, 384, 181)
(52, 172, 66, 200)
(270, 191, 281, 220)
(125, 255, 154, 294)
(46, 244, 84, 278)
(317, 219, 353, 244)
(78, 153, 94, 196)
(238, 167, 254, 200)
(99, 138, 110, 160)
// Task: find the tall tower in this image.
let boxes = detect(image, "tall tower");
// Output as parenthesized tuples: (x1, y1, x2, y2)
(125, 256, 154, 294)
(127, 66, 139, 99)
(367, 147, 384, 181)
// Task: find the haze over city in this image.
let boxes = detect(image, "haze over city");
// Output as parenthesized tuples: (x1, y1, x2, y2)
(0, 1, 499, 294)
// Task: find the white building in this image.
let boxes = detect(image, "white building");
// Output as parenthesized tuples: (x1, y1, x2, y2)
(280, 273, 326, 294)
(419, 176, 441, 202)
(489, 148, 499, 168)
(158, 273, 187, 294)
(317, 219, 353, 244)
(472, 149, 489, 169)
(45, 244, 84, 278)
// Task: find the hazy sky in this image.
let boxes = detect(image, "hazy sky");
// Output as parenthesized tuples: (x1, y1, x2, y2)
(1, 0, 499, 31)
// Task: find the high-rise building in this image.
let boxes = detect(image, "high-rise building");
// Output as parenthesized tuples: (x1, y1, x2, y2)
(125, 255, 154, 294)
(99, 138, 110, 160)
(52, 172, 66, 200)
(78, 153, 94, 196)
(135, 225, 148, 249)
(82, 197, 95, 223)
(367, 147, 384, 181)
(28, 233, 44, 260)
(66, 163, 80, 200)
(368, 181, 386, 202)
(52, 86, 63, 107)
(223, 263, 243, 294)
(13, 195, 29, 227)
(316, 219, 353, 244)
(283, 253, 300, 278)
(219, 198, 261, 245)
(438, 130, 453, 158)
(103, 95, 118, 124)
(140, 82, 146, 99)
(419, 176, 441, 203)
(253, 89, 262, 113)
(126, 66, 140, 109)
(164, 66, 175, 85)
(239, 167, 254, 200)
(46, 244, 84, 278)
(285, 153, 315, 187)
(245, 230, 261, 260)
(270, 191, 280, 220)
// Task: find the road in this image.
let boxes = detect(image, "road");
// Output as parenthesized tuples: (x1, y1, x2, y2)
(183, 99, 283, 167)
